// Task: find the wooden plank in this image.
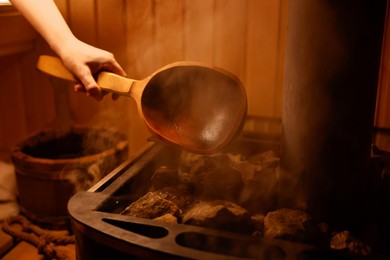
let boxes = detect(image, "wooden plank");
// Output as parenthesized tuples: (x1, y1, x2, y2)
(68, 0, 97, 45)
(0, 40, 35, 57)
(214, 0, 247, 81)
(375, 1, 390, 129)
(18, 0, 73, 136)
(0, 56, 27, 154)
(122, 0, 185, 156)
(245, 0, 284, 117)
(124, 0, 156, 157)
(67, 0, 99, 126)
(95, 0, 133, 157)
(19, 47, 58, 134)
(183, 0, 214, 63)
(53, 0, 69, 22)
(374, 2, 390, 151)
(154, 0, 183, 66)
(0, 13, 37, 47)
(1, 242, 44, 260)
(0, 226, 15, 258)
(51, 77, 73, 137)
(0, 12, 40, 159)
(95, 0, 128, 107)
(119, 0, 185, 156)
(0, 12, 36, 57)
(96, 0, 127, 67)
(1, 241, 75, 260)
(67, 92, 99, 126)
(373, 131, 390, 151)
(273, 0, 288, 118)
(126, 0, 155, 77)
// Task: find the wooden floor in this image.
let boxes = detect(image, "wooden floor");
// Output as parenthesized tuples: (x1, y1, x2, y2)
(0, 221, 75, 260)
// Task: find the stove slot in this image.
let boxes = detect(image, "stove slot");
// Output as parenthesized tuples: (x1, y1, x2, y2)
(102, 218, 169, 239)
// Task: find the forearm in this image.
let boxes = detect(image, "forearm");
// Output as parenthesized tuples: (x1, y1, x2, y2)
(9, 0, 126, 100)
(9, 0, 77, 56)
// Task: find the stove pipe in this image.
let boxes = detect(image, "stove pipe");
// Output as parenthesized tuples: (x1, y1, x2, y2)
(280, 0, 387, 228)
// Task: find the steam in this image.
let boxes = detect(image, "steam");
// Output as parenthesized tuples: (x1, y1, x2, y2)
(64, 160, 105, 192)
(68, 125, 127, 192)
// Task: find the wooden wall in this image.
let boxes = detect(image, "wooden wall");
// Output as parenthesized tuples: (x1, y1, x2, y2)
(62, 0, 288, 156)
(0, 0, 288, 160)
(375, 1, 390, 150)
(0, 0, 389, 161)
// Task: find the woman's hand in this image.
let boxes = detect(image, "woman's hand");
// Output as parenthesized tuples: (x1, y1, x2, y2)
(58, 39, 127, 100)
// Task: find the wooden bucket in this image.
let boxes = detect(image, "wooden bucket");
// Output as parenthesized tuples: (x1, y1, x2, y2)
(11, 126, 128, 229)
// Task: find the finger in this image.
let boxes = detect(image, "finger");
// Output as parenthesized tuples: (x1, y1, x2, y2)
(76, 68, 103, 101)
(112, 93, 120, 100)
(85, 84, 103, 101)
(75, 83, 102, 101)
(101, 90, 110, 97)
(103, 59, 127, 77)
(74, 83, 86, 93)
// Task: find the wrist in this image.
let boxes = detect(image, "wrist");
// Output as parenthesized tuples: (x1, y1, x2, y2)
(50, 34, 79, 59)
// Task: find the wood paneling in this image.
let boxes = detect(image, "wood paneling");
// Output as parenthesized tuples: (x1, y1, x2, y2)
(214, 0, 247, 79)
(124, 0, 158, 156)
(183, 0, 214, 63)
(67, 0, 100, 124)
(68, 0, 97, 44)
(126, 0, 155, 77)
(154, 0, 184, 66)
(2, 0, 389, 160)
(374, 1, 390, 151)
(245, 0, 287, 117)
(0, 12, 36, 47)
(0, 56, 27, 157)
(96, 0, 133, 139)
(0, 11, 36, 59)
(19, 49, 57, 133)
(96, 0, 127, 67)
(376, 1, 390, 129)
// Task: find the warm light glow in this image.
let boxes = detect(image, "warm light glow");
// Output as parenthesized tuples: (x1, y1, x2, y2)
(0, 0, 10, 4)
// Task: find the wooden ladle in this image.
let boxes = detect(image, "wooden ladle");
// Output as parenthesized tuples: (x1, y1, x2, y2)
(37, 55, 247, 154)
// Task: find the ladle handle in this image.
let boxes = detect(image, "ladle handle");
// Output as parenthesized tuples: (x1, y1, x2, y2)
(36, 55, 133, 96)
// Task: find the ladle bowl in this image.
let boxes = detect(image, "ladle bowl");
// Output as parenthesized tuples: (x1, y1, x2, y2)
(37, 55, 247, 154)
